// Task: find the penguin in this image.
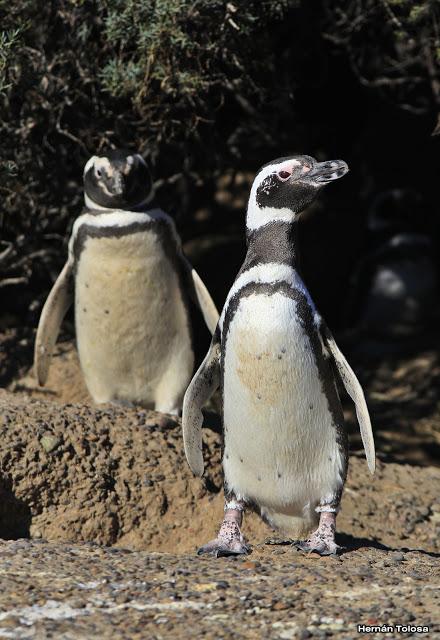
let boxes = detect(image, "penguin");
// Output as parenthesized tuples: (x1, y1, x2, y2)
(347, 190, 437, 339)
(182, 155, 375, 556)
(34, 149, 219, 414)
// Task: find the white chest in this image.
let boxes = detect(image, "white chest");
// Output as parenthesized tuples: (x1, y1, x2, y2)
(75, 229, 184, 333)
(222, 291, 344, 513)
(73, 229, 192, 404)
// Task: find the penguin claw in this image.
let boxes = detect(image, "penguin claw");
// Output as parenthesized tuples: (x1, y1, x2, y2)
(197, 539, 250, 557)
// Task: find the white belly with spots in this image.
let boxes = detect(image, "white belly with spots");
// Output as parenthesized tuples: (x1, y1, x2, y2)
(223, 292, 344, 528)
(75, 230, 193, 409)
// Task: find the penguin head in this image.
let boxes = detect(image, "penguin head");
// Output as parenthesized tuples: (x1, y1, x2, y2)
(247, 155, 348, 230)
(83, 150, 153, 210)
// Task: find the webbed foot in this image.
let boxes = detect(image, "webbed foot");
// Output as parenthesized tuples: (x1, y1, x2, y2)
(198, 540, 250, 557)
(293, 510, 342, 556)
(198, 500, 249, 557)
(293, 536, 342, 556)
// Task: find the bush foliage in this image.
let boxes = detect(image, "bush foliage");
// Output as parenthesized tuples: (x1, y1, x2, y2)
(322, 0, 440, 120)
(0, 0, 438, 317)
(0, 1, 297, 304)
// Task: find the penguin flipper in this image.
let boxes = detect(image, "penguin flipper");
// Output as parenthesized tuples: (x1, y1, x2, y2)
(190, 268, 220, 334)
(34, 260, 74, 386)
(320, 322, 376, 474)
(182, 331, 221, 476)
(181, 257, 219, 334)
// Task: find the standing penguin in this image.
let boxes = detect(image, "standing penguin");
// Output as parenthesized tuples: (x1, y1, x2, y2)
(346, 190, 437, 339)
(34, 150, 219, 414)
(183, 155, 375, 556)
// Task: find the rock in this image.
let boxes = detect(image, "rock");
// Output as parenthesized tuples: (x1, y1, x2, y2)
(39, 434, 61, 453)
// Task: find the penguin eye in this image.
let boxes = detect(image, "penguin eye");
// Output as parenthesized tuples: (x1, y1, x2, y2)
(277, 170, 291, 181)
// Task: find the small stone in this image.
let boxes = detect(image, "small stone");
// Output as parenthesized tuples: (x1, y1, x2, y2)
(429, 512, 440, 523)
(272, 622, 298, 639)
(194, 582, 217, 592)
(282, 579, 297, 587)
(408, 570, 423, 580)
(265, 538, 292, 546)
(215, 581, 229, 589)
(40, 434, 61, 453)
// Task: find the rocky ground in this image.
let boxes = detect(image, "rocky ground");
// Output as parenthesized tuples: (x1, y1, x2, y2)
(0, 538, 438, 640)
(0, 338, 439, 638)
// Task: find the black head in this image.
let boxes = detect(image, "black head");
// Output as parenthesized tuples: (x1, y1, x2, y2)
(247, 155, 349, 230)
(83, 149, 153, 209)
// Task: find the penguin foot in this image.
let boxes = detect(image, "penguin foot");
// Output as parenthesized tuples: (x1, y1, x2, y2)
(293, 510, 342, 556)
(197, 539, 250, 557)
(197, 521, 250, 557)
(292, 537, 342, 556)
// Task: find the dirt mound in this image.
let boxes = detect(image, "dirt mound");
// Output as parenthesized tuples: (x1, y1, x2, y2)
(0, 388, 439, 554)
(11, 340, 91, 405)
(10, 336, 440, 469)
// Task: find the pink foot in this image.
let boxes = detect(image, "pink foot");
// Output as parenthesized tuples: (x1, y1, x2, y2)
(198, 501, 249, 557)
(198, 521, 249, 557)
(293, 511, 343, 556)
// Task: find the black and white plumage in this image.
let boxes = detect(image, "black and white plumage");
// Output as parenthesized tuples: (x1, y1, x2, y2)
(354, 234, 437, 338)
(348, 190, 437, 338)
(183, 155, 375, 556)
(34, 150, 219, 414)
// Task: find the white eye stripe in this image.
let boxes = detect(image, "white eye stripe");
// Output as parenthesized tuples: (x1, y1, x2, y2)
(84, 153, 148, 176)
(249, 160, 299, 203)
(83, 155, 98, 175)
(94, 157, 111, 172)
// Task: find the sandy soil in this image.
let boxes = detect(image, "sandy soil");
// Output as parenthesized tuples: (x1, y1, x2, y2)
(0, 337, 439, 637)
(0, 382, 439, 552)
(0, 382, 440, 555)
(10, 335, 440, 467)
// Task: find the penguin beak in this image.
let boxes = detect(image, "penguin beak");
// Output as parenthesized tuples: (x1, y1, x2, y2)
(305, 160, 349, 184)
(111, 173, 125, 196)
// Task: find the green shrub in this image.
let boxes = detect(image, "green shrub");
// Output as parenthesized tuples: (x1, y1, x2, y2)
(0, 0, 438, 319)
